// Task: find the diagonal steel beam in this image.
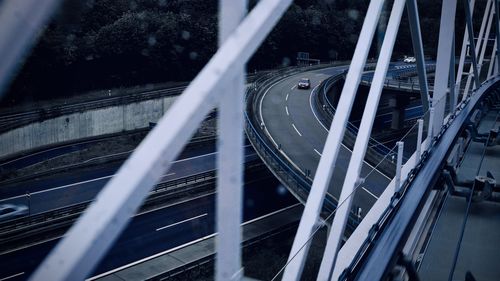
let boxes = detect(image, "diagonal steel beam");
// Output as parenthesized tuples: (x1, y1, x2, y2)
(463, 0, 491, 98)
(432, 0, 457, 137)
(406, 0, 430, 116)
(281, 1, 387, 280)
(316, 1, 407, 279)
(456, 0, 476, 93)
(29, 0, 292, 280)
(464, 0, 481, 89)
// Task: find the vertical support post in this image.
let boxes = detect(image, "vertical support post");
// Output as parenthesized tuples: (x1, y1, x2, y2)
(415, 119, 423, 166)
(449, 33, 456, 112)
(282, 1, 387, 280)
(428, 107, 435, 140)
(317, 1, 406, 279)
(463, 0, 481, 89)
(216, 1, 247, 280)
(395, 141, 405, 193)
(432, 0, 457, 137)
(406, 0, 430, 116)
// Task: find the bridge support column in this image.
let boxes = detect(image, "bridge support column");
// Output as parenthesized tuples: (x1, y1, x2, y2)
(389, 96, 409, 130)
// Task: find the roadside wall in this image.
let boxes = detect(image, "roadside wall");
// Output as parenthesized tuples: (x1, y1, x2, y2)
(0, 96, 177, 158)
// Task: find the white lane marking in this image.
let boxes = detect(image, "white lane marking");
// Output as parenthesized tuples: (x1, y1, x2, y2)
(0, 273, 25, 281)
(286, 93, 289, 101)
(286, 106, 289, 116)
(291, 85, 297, 90)
(314, 149, 322, 156)
(309, 84, 328, 131)
(156, 213, 208, 231)
(292, 123, 302, 137)
(2, 192, 218, 256)
(88, 203, 301, 280)
(308, 86, 390, 183)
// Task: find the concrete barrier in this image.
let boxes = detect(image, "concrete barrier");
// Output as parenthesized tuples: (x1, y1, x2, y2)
(0, 95, 177, 158)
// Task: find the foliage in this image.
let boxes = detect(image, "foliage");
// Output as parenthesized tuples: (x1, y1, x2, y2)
(3, 0, 483, 105)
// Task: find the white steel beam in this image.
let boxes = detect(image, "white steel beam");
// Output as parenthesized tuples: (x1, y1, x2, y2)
(488, 39, 498, 78)
(216, 1, 247, 280)
(394, 141, 404, 193)
(456, 0, 476, 92)
(478, 4, 495, 75)
(449, 33, 456, 111)
(316, 2, 407, 280)
(432, 0, 457, 137)
(415, 119, 424, 166)
(463, 0, 492, 97)
(0, 0, 63, 98)
(464, 0, 481, 89)
(29, 0, 293, 280)
(406, 0, 430, 114)
(281, 1, 387, 280)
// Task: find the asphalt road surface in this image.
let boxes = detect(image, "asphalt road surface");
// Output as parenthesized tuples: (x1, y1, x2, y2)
(0, 176, 297, 281)
(0, 145, 257, 216)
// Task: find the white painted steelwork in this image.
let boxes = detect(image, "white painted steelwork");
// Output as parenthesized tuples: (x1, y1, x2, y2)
(316, 1, 406, 279)
(432, 0, 457, 137)
(281, 1, 387, 280)
(216, 0, 247, 280)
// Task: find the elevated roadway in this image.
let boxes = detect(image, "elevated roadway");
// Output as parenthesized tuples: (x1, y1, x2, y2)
(257, 66, 393, 214)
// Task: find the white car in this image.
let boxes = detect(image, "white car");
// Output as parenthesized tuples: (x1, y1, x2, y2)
(404, 56, 416, 63)
(298, 78, 311, 89)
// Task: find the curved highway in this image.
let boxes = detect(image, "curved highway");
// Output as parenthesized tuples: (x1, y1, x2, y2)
(259, 66, 392, 213)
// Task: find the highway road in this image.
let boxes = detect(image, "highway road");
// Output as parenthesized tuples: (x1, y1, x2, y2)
(0, 170, 296, 281)
(0, 144, 257, 216)
(259, 66, 395, 214)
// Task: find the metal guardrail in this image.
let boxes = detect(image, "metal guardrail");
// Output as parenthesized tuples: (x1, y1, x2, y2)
(0, 85, 189, 133)
(360, 64, 437, 92)
(0, 73, 263, 134)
